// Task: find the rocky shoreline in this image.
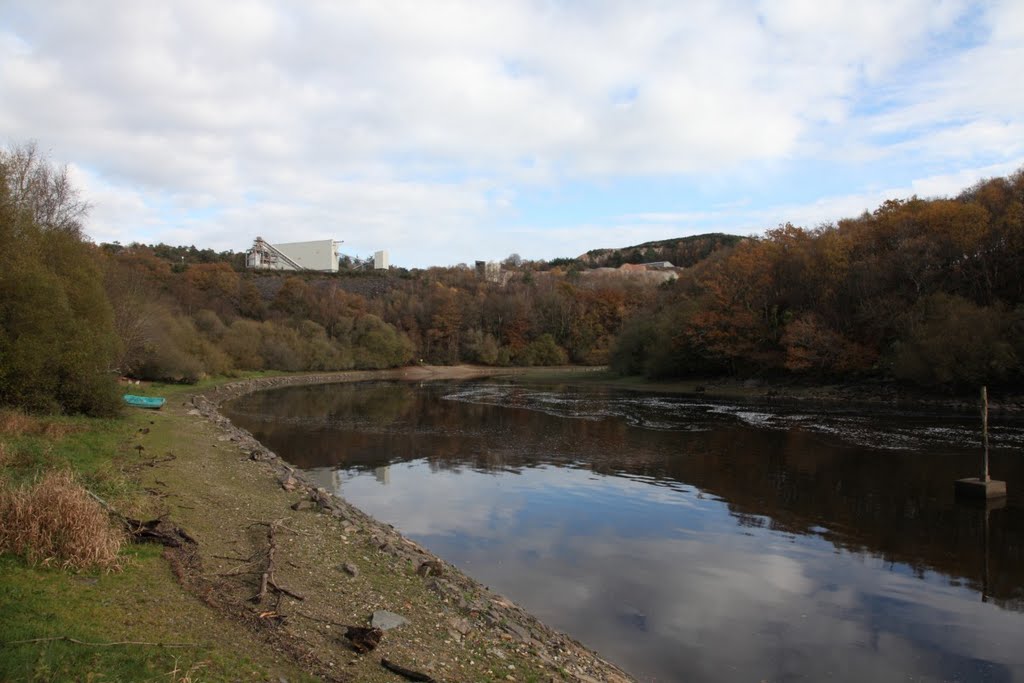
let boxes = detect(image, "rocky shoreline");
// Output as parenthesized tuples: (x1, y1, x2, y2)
(178, 368, 633, 683)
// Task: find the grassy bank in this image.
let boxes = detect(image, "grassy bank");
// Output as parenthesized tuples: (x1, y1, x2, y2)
(1, 369, 630, 683)
(0, 381, 317, 683)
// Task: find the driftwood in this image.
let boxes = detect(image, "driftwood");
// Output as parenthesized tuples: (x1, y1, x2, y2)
(381, 658, 436, 682)
(124, 517, 197, 547)
(250, 520, 304, 605)
(85, 489, 195, 547)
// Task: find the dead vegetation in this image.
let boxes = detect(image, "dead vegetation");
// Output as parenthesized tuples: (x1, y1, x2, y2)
(0, 409, 81, 439)
(0, 409, 40, 436)
(0, 470, 125, 571)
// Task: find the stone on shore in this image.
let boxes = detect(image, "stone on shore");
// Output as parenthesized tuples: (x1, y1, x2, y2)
(371, 610, 409, 631)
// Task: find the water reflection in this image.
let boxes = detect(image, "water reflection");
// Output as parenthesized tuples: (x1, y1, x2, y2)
(224, 381, 1024, 682)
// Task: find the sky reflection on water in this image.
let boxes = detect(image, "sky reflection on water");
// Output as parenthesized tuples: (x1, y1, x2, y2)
(225, 381, 1024, 682)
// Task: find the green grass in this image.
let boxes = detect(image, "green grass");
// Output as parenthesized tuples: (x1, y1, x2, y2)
(0, 548, 302, 682)
(0, 374, 318, 683)
(1, 415, 126, 489)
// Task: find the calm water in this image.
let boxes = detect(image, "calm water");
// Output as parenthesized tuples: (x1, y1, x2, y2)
(224, 381, 1024, 682)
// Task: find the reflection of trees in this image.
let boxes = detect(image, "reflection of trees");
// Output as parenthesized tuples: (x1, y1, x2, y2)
(225, 381, 1024, 610)
(229, 381, 418, 427)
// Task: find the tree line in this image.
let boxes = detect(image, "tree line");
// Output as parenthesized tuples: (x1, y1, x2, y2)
(3, 140, 1023, 416)
(611, 170, 1024, 388)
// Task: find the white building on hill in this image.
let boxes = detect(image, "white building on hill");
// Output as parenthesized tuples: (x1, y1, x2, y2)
(245, 237, 341, 272)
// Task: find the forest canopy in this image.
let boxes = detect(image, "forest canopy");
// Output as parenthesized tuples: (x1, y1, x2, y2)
(611, 171, 1024, 388)
(2, 140, 1022, 416)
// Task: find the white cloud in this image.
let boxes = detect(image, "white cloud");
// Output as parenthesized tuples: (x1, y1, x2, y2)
(767, 159, 1024, 229)
(1, 1, 1021, 265)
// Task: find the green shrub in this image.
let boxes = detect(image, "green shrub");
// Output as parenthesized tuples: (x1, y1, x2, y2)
(0, 149, 120, 416)
(890, 293, 1017, 387)
(516, 334, 568, 366)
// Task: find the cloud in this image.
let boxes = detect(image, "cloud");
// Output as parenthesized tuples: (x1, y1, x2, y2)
(1, 1, 1021, 265)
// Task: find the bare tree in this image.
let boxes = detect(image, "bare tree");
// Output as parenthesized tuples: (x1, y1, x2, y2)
(0, 141, 90, 236)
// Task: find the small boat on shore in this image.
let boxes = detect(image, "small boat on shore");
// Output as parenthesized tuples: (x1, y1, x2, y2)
(123, 394, 166, 410)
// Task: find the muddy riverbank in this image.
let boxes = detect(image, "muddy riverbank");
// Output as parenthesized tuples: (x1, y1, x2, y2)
(165, 366, 633, 682)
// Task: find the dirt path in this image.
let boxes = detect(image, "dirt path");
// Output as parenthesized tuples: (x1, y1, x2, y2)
(135, 367, 634, 683)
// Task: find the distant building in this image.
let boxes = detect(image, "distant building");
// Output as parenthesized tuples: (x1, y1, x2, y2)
(475, 260, 502, 283)
(245, 237, 341, 272)
(374, 250, 389, 270)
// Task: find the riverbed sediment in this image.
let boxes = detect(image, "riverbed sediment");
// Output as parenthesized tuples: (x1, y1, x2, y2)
(159, 366, 633, 682)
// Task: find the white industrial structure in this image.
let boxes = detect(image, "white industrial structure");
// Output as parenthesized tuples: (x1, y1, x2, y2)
(374, 250, 389, 270)
(245, 237, 341, 272)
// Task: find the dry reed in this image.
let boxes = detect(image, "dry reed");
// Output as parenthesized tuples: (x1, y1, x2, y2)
(0, 409, 80, 438)
(0, 470, 124, 571)
(0, 409, 40, 436)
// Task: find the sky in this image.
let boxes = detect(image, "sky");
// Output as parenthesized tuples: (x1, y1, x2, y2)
(1, 1, 1022, 268)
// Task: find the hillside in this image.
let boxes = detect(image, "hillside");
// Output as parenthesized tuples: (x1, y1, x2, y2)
(5, 141, 1024, 414)
(576, 233, 745, 268)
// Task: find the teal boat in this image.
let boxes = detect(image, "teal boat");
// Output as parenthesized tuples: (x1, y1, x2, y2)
(123, 394, 166, 410)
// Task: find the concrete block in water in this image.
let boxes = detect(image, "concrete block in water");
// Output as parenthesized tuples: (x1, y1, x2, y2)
(955, 477, 1007, 499)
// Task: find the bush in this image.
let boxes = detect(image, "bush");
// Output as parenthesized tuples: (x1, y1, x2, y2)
(193, 309, 228, 339)
(890, 293, 1016, 387)
(781, 314, 877, 376)
(464, 329, 502, 365)
(516, 334, 568, 366)
(0, 470, 124, 571)
(350, 315, 414, 369)
(610, 317, 657, 375)
(134, 313, 211, 383)
(222, 320, 265, 369)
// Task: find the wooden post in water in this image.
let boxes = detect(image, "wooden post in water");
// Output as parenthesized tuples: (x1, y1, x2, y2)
(955, 385, 1007, 500)
(982, 386, 990, 483)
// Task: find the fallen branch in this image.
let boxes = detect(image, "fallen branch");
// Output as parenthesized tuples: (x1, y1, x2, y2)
(381, 658, 436, 682)
(3, 636, 201, 649)
(123, 517, 197, 548)
(271, 582, 305, 601)
(250, 521, 304, 604)
(206, 551, 260, 578)
(85, 489, 196, 548)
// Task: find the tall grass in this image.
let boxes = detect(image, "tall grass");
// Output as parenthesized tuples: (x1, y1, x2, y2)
(0, 470, 124, 571)
(0, 408, 81, 438)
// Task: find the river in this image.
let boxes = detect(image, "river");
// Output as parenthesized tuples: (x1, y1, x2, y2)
(223, 380, 1024, 682)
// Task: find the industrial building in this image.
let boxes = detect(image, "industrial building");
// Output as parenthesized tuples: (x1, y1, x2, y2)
(475, 260, 502, 283)
(245, 237, 341, 272)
